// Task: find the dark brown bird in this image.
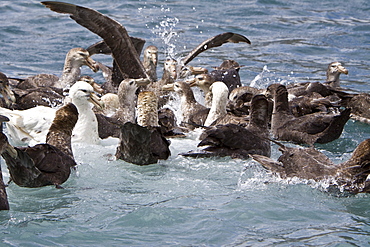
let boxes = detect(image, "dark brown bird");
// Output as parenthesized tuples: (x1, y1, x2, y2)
(0, 115, 10, 210)
(0, 72, 16, 108)
(269, 84, 350, 145)
(251, 138, 370, 194)
(115, 91, 170, 165)
(1, 103, 78, 188)
(42, 1, 150, 84)
(181, 94, 271, 159)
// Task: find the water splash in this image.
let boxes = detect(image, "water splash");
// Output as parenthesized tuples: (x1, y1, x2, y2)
(250, 65, 297, 89)
(153, 17, 180, 58)
(249, 65, 271, 89)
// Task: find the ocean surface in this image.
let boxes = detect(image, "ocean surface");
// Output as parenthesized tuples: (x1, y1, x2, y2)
(1, 0, 370, 246)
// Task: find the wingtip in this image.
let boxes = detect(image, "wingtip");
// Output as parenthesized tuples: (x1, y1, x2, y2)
(41, 1, 77, 14)
(229, 32, 252, 45)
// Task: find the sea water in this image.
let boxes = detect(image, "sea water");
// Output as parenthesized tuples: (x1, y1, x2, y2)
(0, 0, 369, 246)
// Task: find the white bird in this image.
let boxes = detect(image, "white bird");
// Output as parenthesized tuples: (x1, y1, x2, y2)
(0, 106, 56, 146)
(68, 80, 103, 145)
(204, 81, 229, 126)
(0, 79, 103, 146)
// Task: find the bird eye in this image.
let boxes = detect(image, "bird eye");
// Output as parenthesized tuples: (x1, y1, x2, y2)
(78, 52, 87, 57)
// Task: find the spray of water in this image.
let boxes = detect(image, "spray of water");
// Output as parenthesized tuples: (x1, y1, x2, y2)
(152, 17, 180, 58)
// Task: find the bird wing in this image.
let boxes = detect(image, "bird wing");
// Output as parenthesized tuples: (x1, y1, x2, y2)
(250, 154, 285, 173)
(42, 1, 148, 79)
(87, 36, 146, 56)
(181, 32, 251, 65)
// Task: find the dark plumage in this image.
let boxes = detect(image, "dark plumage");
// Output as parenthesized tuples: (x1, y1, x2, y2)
(42, 1, 149, 82)
(10, 84, 64, 110)
(115, 91, 171, 165)
(286, 62, 349, 98)
(269, 84, 350, 145)
(1, 103, 78, 188)
(252, 138, 370, 194)
(115, 122, 171, 165)
(0, 72, 16, 108)
(181, 95, 271, 158)
(42, 2, 251, 87)
(158, 108, 186, 137)
(0, 115, 10, 210)
(1, 71, 63, 110)
(208, 60, 242, 93)
(95, 114, 122, 139)
(346, 93, 370, 124)
(180, 33, 251, 66)
(46, 103, 79, 159)
(227, 85, 265, 116)
(87, 38, 147, 93)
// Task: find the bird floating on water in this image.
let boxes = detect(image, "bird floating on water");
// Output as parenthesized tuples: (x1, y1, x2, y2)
(1, 103, 78, 188)
(252, 138, 370, 194)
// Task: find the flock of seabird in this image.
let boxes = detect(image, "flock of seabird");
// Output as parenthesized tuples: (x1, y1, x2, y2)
(0, 1, 369, 209)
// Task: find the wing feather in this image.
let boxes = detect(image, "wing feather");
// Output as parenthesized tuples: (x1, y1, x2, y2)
(181, 32, 251, 65)
(42, 1, 148, 79)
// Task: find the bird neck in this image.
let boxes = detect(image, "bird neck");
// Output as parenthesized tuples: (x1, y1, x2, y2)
(204, 88, 228, 126)
(59, 63, 81, 88)
(326, 72, 341, 88)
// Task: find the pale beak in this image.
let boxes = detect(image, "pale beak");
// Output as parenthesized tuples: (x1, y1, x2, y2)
(189, 66, 208, 75)
(162, 84, 175, 91)
(133, 78, 151, 87)
(89, 93, 104, 110)
(338, 65, 348, 75)
(185, 77, 197, 87)
(92, 83, 104, 94)
(84, 56, 99, 73)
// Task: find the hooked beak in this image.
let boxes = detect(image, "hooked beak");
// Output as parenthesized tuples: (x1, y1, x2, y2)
(84, 56, 99, 73)
(189, 66, 208, 75)
(338, 65, 348, 75)
(185, 77, 197, 87)
(162, 84, 175, 91)
(88, 92, 104, 110)
(92, 83, 104, 94)
(133, 78, 151, 87)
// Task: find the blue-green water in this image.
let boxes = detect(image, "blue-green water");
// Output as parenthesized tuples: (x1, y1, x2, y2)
(1, 0, 370, 246)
